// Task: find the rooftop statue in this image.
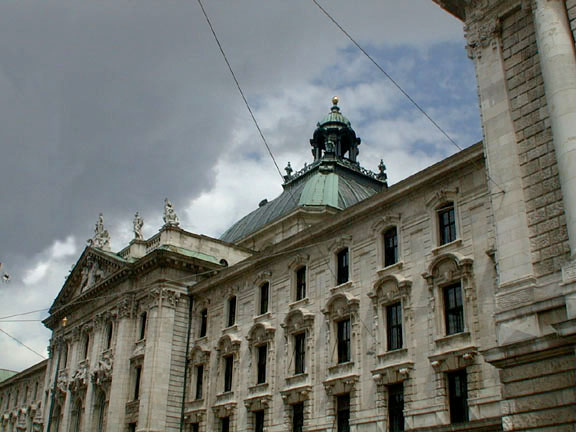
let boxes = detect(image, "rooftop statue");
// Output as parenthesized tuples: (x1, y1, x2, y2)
(88, 213, 111, 251)
(163, 198, 180, 227)
(133, 212, 144, 239)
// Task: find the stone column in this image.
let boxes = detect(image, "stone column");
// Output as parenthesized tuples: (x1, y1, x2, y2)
(466, 20, 535, 286)
(107, 296, 136, 432)
(138, 287, 180, 432)
(533, 0, 576, 256)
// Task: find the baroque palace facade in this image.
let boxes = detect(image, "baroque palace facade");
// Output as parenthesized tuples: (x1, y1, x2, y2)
(2, 0, 576, 430)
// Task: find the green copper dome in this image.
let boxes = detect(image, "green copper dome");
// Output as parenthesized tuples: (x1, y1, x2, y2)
(219, 98, 387, 244)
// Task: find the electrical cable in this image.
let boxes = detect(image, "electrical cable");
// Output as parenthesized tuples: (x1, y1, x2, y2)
(0, 327, 46, 360)
(309, 0, 505, 195)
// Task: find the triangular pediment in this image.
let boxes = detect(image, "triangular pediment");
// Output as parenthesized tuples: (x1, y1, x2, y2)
(49, 247, 128, 313)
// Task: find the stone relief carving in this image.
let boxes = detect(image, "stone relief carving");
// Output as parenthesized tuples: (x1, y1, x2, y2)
(91, 352, 113, 386)
(79, 257, 107, 293)
(163, 198, 180, 226)
(150, 288, 180, 308)
(68, 362, 89, 392)
(117, 295, 136, 319)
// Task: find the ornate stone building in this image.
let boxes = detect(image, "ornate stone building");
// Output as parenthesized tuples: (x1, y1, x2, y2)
(1, 0, 576, 430)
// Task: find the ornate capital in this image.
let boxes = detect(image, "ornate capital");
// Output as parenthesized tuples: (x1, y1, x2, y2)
(465, 17, 501, 59)
(150, 288, 181, 309)
(117, 295, 136, 319)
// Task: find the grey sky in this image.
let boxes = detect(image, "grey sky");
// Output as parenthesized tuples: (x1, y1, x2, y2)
(0, 0, 480, 369)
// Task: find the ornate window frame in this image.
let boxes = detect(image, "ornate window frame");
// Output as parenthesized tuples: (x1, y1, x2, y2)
(425, 188, 462, 251)
(288, 255, 310, 305)
(252, 272, 272, 318)
(216, 334, 241, 396)
(322, 292, 360, 369)
(281, 308, 315, 380)
(371, 214, 402, 271)
(328, 236, 353, 289)
(189, 345, 211, 403)
(246, 322, 275, 389)
(422, 253, 476, 344)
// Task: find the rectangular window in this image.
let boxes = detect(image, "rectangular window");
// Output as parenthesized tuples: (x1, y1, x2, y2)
(139, 312, 147, 340)
(337, 394, 350, 432)
(191, 424, 199, 432)
(199, 308, 207, 338)
(259, 283, 269, 315)
(195, 365, 204, 400)
(257, 344, 267, 384)
(388, 383, 404, 432)
(292, 403, 304, 432)
(227, 297, 236, 327)
(448, 370, 469, 424)
(294, 333, 306, 375)
(444, 283, 464, 335)
(337, 248, 349, 285)
(438, 203, 456, 245)
(337, 319, 351, 363)
(254, 410, 265, 432)
(128, 423, 137, 432)
(134, 366, 142, 400)
(221, 416, 230, 432)
(386, 302, 403, 351)
(384, 227, 398, 266)
(296, 267, 307, 300)
(224, 355, 233, 392)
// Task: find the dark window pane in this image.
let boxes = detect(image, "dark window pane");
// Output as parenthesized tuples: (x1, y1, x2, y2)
(438, 204, 456, 245)
(384, 227, 398, 267)
(257, 345, 267, 384)
(221, 416, 230, 432)
(106, 323, 113, 350)
(296, 267, 307, 300)
(294, 333, 306, 375)
(134, 366, 141, 400)
(199, 309, 207, 338)
(386, 302, 403, 351)
(260, 283, 269, 315)
(337, 249, 349, 285)
(195, 365, 204, 400)
(388, 383, 404, 432)
(337, 394, 350, 432)
(228, 297, 236, 327)
(337, 319, 351, 363)
(224, 356, 233, 392)
(292, 403, 304, 432)
(254, 411, 265, 432)
(444, 283, 464, 335)
(191, 424, 199, 432)
(448, 370, 469, 424)
(139, 312, 147, 340)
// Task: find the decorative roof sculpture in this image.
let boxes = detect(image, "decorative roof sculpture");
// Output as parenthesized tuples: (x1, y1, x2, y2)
(163, 198, 180, 227)
(88, 213, 111, 251)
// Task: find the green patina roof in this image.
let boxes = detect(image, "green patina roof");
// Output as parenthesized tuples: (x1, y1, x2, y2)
(220, 162, 383, 243)
(158, 245, 222, 265)
(299, 172, 340, 208)
(0, 369, 18, 383)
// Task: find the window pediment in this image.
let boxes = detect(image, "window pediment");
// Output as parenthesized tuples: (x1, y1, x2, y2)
(189, 345, 210, 364)
(322, 374, 359, 396)
(216, 334, 241, 355)
(281, 308, 314, 334)
(371, 214, 401, 234)
(322, 292, 359, 320)
(429, 347, 477, 372)
(372, 361, 413, 385)
(288, 254, 310, 271)
(246, 322, 275, 345)
(253, 271, 272, 286)
(243, 394, 272, 411)
(368, 275, 412, 305)
(422, 253, 473, 289)
(280, 385, 312, 405)
(425, 188, 459, 209)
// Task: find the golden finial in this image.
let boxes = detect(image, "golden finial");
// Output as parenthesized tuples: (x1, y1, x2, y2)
(61, 317, 68, 328)
(332, 96, 339, 106)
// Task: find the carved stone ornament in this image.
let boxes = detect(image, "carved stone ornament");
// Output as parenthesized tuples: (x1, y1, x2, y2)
(56, 370, 68, 395)
(465, 17, 501, 59)
(322, 292, 360, 320)
(117, 295, 136, 319)
(216, 334, 241, 355)
(189, 345, 211, 365)
(244, 395, 272, 411)
(163, 198, 180, 226)
(280, 385, 312, 405)
(281, 308, 315, 334)
(246, 322, 275, 345)
(79, 257, 108, 293)
(91, 352, 114, 386)
(323, 375, 359, 396)
(150, 288, 180, 309)
(87, 213, 111, 251)
(422, 253, 474, 291)
(133, 212, 144, 240)
(368, 275, 412, 306)
(68, 362, 89, 393)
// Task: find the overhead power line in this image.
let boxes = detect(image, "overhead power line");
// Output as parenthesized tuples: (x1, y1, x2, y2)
(0, 327, 46, 360)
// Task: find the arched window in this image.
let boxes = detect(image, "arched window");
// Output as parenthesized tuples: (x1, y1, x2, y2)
(105, 322, 114, 350)
(259, 282, 269, 315)
(336, 248, 350, 285)
(227, 296, 237, 327)
(70, 399, 83, 432)
(138, 312, 147, 340)
(383, 227, 398, 267)
(199, 308, 208, 338)
(295, 267, 307, 301)
(94, 391, 107, 432)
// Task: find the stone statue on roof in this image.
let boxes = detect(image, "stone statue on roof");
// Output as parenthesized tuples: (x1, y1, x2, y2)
(163, 198, 180, 227)
(133, 212, 144, 239)
(88, 213, 111, 251)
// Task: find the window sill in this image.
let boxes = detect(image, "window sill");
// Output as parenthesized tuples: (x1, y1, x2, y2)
(328, 361, 355, 376)
(330, 280, 353, 294)
(248, 382, 269, 395)
(377, 348, 408, 367)
(222, 324, 238, 334)
(432, 239, 462, 255)
(286, 373, 308, 387)
(253, 312, 272, 322)
(289, 297, 309, 310)
(377, 261, 404, 275)
(434, 331, 470, 349)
